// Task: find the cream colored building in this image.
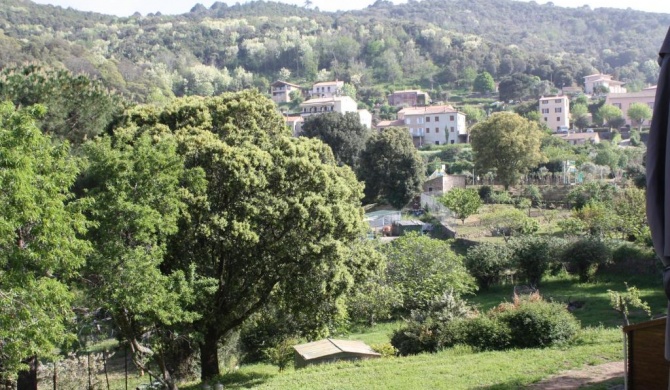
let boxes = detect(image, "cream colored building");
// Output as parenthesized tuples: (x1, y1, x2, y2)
(393, 105, 467, 147)
(270, 80, 302, 104)
(605, 86, 656, 126)
(299, 96, 371, 128)
(584, 74, 627, 95)
(310, 80, 344, 98)
(539, 95, 570, 131)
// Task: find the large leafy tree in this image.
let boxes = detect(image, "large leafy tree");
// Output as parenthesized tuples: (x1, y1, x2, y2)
(473, 71, 496, 94)
(597, 104, 624, 130)
(301, 112, 370, 168)
(439, 188, 482, 224)
(0, 103, 89, 384)
(470, 112, 545, 189)
(80, 130, 201, 389)
(0, 65, 123, 145)
(113, 90, 374, 382)
(357, 127, 425, 208)
(498, 73, 537, 102)
(383, 233, 475, 311)
(627, 102, 652, 131)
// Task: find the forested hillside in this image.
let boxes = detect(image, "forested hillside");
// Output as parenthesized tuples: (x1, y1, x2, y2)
(1, 0, 668, 105)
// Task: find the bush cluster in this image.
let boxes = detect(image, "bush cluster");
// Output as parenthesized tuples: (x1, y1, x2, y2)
(561, 238, 612, 282)
(391, 296, 579, 355)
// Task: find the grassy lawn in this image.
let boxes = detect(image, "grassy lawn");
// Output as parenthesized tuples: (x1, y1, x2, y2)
(80, 272, 664, 390)
(469, 272, 666, 328)
(190, 327, 621, 390)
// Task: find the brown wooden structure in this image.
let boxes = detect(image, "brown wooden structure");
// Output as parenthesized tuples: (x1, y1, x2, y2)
(293, 339, 380, 368)
(624, 317, 670, 389)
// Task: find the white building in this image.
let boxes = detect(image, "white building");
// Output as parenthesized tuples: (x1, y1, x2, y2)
(299, 96, 371, 128)
(310, 80, 344, 98)
(584, 74, 627, 95)
(539, 95, 570, 131)
(395, 105, 467, 147)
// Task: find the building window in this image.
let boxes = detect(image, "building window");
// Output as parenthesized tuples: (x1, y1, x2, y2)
(406, 118, 411, 124)
(541, 108, 549, 114)
(426, 116, 431, 122)
(544, 117, 548, 121)
(435, 116, 439, 122)
(426, 128, 430, 133)
(450, 127, 454, 132)
(450, 115, 455, 121)
(613, 103, 622, 109)
(542, 100, 548, 104)
(450, 140, 455, 144)
(435, 141, 440, 145)
(555, 99, 562, 103)
(555, 108, 562, 113)
(435, 128, 439, 133)
(557, 117, 560, 121)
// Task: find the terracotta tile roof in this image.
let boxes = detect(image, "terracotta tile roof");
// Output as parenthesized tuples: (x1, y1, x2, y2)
(376, 119, 405, 127)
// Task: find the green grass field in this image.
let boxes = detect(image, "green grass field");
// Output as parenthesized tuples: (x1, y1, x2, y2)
(190, 327, 621, 389)
(179, 271, 664, 389)
(79, 271, 664, 390)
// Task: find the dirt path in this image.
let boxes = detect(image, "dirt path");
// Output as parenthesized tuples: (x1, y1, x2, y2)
(525, 361, 624, 390)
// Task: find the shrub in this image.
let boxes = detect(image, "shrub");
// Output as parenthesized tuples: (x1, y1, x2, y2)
(611, 242, 655, 265)
(370, 342, 397, 358)
(465, 243, 512, 290)
(509, 236, 565, 287)
(561, 238, 612, 282)
(489, 191, 515, 204)
(495, 300, 580, 348)
(478, 185, 492, 203)
(390, 322, 442, 356)
(457, 316, 511, 351)
(391, 292, 474, 355)
(263, 338, 298, 371)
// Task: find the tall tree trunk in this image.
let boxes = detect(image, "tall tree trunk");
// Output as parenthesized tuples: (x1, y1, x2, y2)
(200, 329, 220, 382)
(17, 356, 37, 390)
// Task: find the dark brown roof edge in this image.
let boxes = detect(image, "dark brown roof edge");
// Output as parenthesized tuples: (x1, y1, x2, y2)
(623, 316, 666, 333)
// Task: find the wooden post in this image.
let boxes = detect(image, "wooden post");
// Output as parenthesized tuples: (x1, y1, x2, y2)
(103, 351, 110, 390)
(125, 345, 128, 390)
(53, 361, 57, 390)
(87, 353, 92, 390)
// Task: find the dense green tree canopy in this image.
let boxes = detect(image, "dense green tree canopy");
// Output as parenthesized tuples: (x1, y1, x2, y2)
(383, 233, 475, 311)
(357, 127, 425, 208)
(0, 65, 123, 145)
(470, 112, 545, 189)
(113, 90, 375, 381)
(597, 104, 624, 129)
(439, 188, 482, 224)
(627, 102, 652, 131)
(0, 103, 89, 379)
(301, 112, 370, 168)
(473, 71, 496, 94)
(80, 130, 200, 389)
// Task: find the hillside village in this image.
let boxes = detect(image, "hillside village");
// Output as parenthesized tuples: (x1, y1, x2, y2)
(0, 0, 668, 389)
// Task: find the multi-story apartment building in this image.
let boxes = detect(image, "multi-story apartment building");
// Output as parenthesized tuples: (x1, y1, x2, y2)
(584, 74, 627, 95)
(310, 80, 344, 98)
(605, 86, 656, 126)
(270, 80, 302, 104)
(539, 95, 570, 131)
(298, 96, 371, 128)
(381, 105, 467, 147)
